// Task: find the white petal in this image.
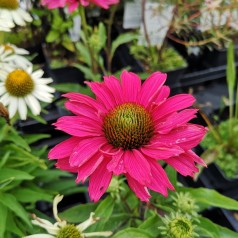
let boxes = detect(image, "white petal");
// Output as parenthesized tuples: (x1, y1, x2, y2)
(77, 213, 96, 232)
(25, 95, 41, 115)
(8, 97, 18, 118)
(18, 98, 27, 120)
(32, 220, 59, 235)
(32, 69, 44, 79)
(85, 231, 113, 237)
(23, 234, 55, 238)
(12, 10, 25, 26)
(32, 90, 54, 103)
(36, 84, 55, 93)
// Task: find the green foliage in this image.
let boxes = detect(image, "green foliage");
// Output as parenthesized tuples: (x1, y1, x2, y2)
(0, 117, 84, 237)
(130, 43, 187, 72)
(200, 42, 238, 178)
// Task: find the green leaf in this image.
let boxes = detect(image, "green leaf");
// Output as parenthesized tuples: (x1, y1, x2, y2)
(138, 214, 162, 237)
(0, 151, 10, 168)
(0, 168, 34, 182)
(46, 30, 60, 43)
(98, 22, 107, 49)
(0, 177, 15, 190)
(6, 211, 25, 237)
(112, 228, 153, 238)
(5, 127, 31, 151)
(74, 64, 100, 82)
(165, 165, 177, 189)
(0, 203, 7, 237)
(227, 41, 236, 97)
(110, 33, 138, 60)
(75, 42, 91, 66)
(92, 196, 115, 231)
(23, 134, 51, 144)
(198, 216, 238, 238)
(12, 188, 53, 203)
(180, 187, 238, 211)
(0, 193, 31, 227)
(59, 203, 97, 223)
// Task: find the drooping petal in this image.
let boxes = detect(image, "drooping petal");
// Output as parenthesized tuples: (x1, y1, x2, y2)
(126, 174, 151, 202)
(140, 143, 184, 160)
(88, 158, 112, 202)
(76, 154, 104, 183)
(48, 137, 80, 159)
(120, 70, 141, 102)
(147, 158, 174, 196)
(69, 137, 107, 167)
(123, 149, 151, 185)
(106, 149, 126, 175)
(166, 152, 200, 177)
(55, 158, 78, 173)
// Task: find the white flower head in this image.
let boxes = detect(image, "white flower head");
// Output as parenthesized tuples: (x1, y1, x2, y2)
(0, 65, 55, 120)
(0, 43, 32, 69)
(0, 15, 14, 31)
(23, 194, 113, 238)
(0, 0, 32, 27)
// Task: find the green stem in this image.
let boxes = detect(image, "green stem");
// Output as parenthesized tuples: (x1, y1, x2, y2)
(79, 6, 98, 75)
(106, 4, 118, 73)
(0, 31, 5, 44)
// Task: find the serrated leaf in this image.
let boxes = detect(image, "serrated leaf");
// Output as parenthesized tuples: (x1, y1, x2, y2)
(75, 42, 91, 65)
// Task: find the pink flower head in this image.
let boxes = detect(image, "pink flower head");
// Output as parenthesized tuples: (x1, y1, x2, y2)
(49, 71, 207, 202)
(41, 0, 119, 12)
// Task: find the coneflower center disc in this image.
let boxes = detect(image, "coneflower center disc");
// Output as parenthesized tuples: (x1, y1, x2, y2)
(0, 0, 19, 9)
(5, 69, 34, 97)
(103, 103, 154, 150)
(56, 224, 83, 238)
(170, 218, 193, 238)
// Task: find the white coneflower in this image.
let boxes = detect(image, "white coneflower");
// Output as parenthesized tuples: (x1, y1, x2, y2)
(0, 43, 32, 69)
(0, 65, 55, 120)
(23, 195, 113, 238)
(0, 16, 14, 31)
(0, 0, 32, 27)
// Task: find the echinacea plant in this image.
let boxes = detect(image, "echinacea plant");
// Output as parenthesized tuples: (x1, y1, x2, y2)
(49, 70, 207, 202)
(23, 194, 112, 238)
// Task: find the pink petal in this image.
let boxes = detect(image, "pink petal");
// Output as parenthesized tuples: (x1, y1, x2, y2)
(55, 158, 78, 173)
(103, 75, 123, 105)
(187, 150, 207, 167)
(76, 154, 104, 183)
(126, 174, 151, 202)
(48, 137, 80, 159)
(85, 81, 116, 110)
(107, 149, 126, 175)
(140, 143, 184, 159)
(153, 94, 195, 121)
(54, 116, 103, 137)
(156, 124, 207, 150)
(123, 150, 151, 185)
(153, 85, 170, 106)
(69, 137, 107, 167)
(155, 109, 198, 134)
(166, 152, 200, 177)
(139, 72, 167, 107)
(88, 158, 113, 202)
(147, 158, 174, 196)
(120, 70, 141, 102)
(63, 92, 106, 112)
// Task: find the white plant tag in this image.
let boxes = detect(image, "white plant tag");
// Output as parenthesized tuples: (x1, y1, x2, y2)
(69, 15, 81, 42)
(123, 0, 142, 29)
(138, 2, 174, 47)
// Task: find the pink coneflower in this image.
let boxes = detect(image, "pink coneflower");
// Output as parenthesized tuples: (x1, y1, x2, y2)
(41, 0, 119, 12)
(49, 71, 207, 202)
